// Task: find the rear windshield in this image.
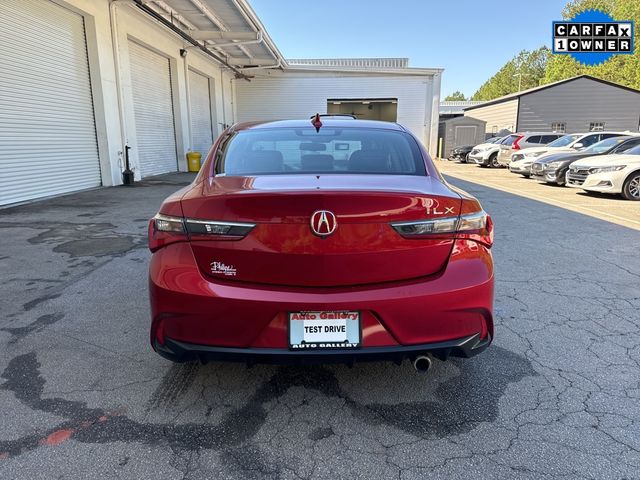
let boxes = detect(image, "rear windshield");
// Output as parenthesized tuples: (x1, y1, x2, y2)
(501, 135, 519, 146)
(215, 128, 427, 176)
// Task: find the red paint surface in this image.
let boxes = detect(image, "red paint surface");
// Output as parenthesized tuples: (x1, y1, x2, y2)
(149, 239, 493, 349)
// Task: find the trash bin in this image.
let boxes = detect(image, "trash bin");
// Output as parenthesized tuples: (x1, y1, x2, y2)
(186, 151, 202, 172)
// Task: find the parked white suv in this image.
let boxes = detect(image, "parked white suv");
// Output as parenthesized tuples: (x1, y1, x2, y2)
(566, 144, 640, 200)
(468, 136, 507, 167)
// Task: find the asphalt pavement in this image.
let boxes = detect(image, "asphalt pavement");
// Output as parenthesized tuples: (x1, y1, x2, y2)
(0, 173, 639, 479)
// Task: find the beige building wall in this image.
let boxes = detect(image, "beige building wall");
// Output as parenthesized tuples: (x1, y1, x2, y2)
(464, 99, 519, 134)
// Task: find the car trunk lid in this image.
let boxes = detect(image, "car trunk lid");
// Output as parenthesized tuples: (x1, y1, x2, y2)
(180, 175, 462, 287)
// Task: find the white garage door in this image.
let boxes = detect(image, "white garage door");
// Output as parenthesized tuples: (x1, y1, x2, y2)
(0, 0, 101, 206)
(128, 41, 177, 177)
(189, 69, 216, 157)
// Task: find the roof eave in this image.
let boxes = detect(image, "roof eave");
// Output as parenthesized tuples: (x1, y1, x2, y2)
(283, 65, 444, 76)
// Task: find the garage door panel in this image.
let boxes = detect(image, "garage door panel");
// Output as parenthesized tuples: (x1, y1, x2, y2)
(0, 0, 101, 206)
(128, 41, 177, 177)
(189, 69, 215, 157)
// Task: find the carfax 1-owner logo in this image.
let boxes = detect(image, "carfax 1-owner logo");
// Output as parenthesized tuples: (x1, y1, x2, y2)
(553, 9, 634, 65)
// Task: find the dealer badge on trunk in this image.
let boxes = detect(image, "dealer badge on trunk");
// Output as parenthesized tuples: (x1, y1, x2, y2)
(210, 261, 237, 276)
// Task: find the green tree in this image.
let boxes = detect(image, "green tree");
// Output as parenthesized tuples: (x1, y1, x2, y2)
(444, 91, 467, 101)
(472, 47, 551, 101)
(543, 0, 640, 90)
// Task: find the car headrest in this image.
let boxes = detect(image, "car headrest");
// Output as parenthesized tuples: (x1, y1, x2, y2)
(300, 142, 326, 151)
(301, 154, 334, 172)
(348, 150, 389, 172)
(243, 150, 283, 173)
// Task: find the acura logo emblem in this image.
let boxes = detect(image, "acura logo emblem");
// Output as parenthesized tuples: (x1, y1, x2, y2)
(310, 210, 337, 237)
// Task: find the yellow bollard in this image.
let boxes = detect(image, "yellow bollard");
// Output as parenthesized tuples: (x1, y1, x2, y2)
(186, 151, 202, 172)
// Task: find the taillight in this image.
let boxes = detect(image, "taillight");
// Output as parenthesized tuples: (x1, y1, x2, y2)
(148, 214, 187, 252)
(184, 219, 255, 238)
(457, 212, 493, 247)
(391, 217, 458, 236)
(512, 135, 525, 150)
(390, 211, 493, 248)
(148, 214, 257, 252)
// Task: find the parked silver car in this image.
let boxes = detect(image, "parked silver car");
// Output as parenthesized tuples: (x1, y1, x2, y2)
(496, 132, 564, 167)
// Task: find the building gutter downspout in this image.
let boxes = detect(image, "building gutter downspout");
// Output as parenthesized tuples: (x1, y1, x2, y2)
(427, 71, 442, 156)
(183, 51, 193, 152)
(109, 0, 134, 177)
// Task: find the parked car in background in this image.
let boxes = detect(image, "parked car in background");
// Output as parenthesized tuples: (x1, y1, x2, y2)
(508, 133, 581, 169)
(449, 145, 474, 163)
(567, 144, 640, 200)
(512, 131, 626, 167)
(469, 136, 508, 167)
(508, 157, 536, 177)
(532, 135, 640, 186)
(496, 132, 564, 167)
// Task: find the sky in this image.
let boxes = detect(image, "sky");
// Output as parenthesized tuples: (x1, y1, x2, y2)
(247, 0, 570, 98)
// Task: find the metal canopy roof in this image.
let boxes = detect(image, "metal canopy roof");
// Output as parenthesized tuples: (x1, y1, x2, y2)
(142, 0, 285, 70)
(136, 2, 441, 77)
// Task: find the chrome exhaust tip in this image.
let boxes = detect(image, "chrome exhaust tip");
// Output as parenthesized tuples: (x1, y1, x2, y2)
(413, 355, 432, 373)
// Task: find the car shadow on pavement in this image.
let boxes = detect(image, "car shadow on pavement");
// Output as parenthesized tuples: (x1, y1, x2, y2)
(573, 190, 629, 201)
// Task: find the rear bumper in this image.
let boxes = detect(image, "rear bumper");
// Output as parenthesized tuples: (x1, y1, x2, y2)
(149, 239, 494, 363)
(155, 333, 492, 365)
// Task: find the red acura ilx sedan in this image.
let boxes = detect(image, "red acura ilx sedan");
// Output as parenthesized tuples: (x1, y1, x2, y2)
(148, 116, 494, 369)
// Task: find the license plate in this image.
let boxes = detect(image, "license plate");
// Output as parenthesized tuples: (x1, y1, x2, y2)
(288, 311, 361, 349)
